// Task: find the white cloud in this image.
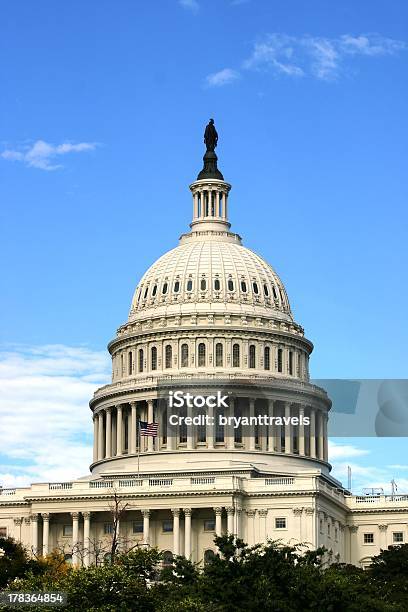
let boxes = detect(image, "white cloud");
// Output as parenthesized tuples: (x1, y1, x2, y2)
(0, 344, 110, 488)
(179, 0, 199, 13)
(205, 68, 241, 87)
(242, 32, 407, 81)
(328, 440, 370, 460)
(1, 140, 97, 170)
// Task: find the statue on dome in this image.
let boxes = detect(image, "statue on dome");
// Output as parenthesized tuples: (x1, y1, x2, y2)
(204, 118, 218, 152)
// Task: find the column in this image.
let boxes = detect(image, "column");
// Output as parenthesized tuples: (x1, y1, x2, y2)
(215, 191, 220, 217)
(379, 524, 388, 549)
(293, 507, 303, 543)
(116, 405, 123, 456)
(98, 412, 104, 460)
(323, 413, 328, 462)
(130, 402, 137, 454)
(249, 398, 256, 451)
(246, 510, 256, 545)
(298, 405, 305, 456)
(258, 509, 268, 542)
(147, 400, 154, 452)
(71, 512, 79, 567)
(310, 408, 316, 458)
(172, 509, 180, 556)
(207, 401, 214, 449)
(142, 509, 150, 545)
(235, 508, 242, 539)
(317, 411, 324, 459)
(193, 192, 198, 219)
(105, 407, 112, 458)
(31, 514, 39, 556)
(83, 512, 91, 567)
(184, 509, 192, 559)
(226, 507, 235, 535)
(284, 402, 292, 454)
(42, 513, 50, 556)
(187, 400, 194, 450)
(267, 399, 274, 451)
(226, 397, 235, 449)
(93, 417, 98, 462)
(214, 507, 223, 536)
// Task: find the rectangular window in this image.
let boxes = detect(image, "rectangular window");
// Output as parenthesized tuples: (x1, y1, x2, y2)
(162, 520, 173, 533)
(275, 517, 286, 529)
(393, 531, 404, 543)
(364, 533, 374, 544)
(104, 523, 114, 535)
(63, 525, 72, 537)
(335, 528, 338, 541)
(0, 527, 7, 537)
(319, 519, 323, 533)
(132, 521, 143, 534)
(204, 519, 215, 532)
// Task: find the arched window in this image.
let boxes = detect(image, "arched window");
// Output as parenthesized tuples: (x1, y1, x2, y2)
(263, 284, 269, 297)
(277, 348, 283, 373)
(214, 278, 220, 291)
(121, 353, 124, 375)
(174, 280, 180, 293)
(152, 284, 157, 297)
(228, 279, 234, 291)
(162, 282, 168, 294)
(264, 346, 270, 370)
(138, 349, 144, 373)
(151, 346, 157, 371)
(200, 278, 207, 291)
(198, 343, 206, 367)
(289, 351, 293, 375)
(165, 345, 172, 369)
(253, 282, 259, 294)
(181, 344, 189, 368)
(128, 351, 133, 375)
(249, 345, 256, 369)
(186, 279, 193, 292)
(162, 550, 173, 567)
(241, 281, 247, 292)
(215, 343, 223, 367)
(204, 549, 216, 565)
(232, 344, 240, 367)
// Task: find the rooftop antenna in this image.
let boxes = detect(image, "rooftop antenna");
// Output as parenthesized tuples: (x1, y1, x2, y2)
(391, 478, 398, 500)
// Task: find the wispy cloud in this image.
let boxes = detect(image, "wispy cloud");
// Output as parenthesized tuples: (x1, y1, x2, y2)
(328, 441, 370, 460)
(205, 68, 241, 88)
(1, 140, 97, 170)
(242, 32, 407, 81)
(179, 0, 199, 13)
(0, 344, 110, 487)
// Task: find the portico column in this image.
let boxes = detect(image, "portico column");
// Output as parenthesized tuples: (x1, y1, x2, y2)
(98, 412, 104, 460)
(71, 512, 79, 567)
(116, 405, 123, 456)
(249, 398, 256, 451)
(31, 514, 39, 556)
(93, 416, 98, 462)
(42, 513, 50, 556)
(130, 402, 137, 454)
(298, 405, 305, 456)
(83, 512, 91, 567)
(172, 509, 180, 556)
(142, 509, 150, 545)
(214, 507, 223, 536)
(105, 407, 112, 458)
(284, 402, 292, 453)
(147, 400, 154, 452)
(184, 509, 192, 559)
(226, 506, 234, 535)
(309, 408, 316, 458)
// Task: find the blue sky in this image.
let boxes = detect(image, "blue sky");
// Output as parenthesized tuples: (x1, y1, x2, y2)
(0, 0, 407, 492)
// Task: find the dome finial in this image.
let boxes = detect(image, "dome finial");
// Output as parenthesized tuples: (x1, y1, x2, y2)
(197, 118, 224, 180)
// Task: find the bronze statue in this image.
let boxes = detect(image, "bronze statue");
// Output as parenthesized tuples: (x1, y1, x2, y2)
(204, 118, 218, 151)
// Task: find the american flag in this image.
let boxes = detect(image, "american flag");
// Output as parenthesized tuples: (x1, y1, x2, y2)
(139, 421, 159, 437)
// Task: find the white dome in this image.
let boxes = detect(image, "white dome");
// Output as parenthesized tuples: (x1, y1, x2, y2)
(128, 238, 292, 322)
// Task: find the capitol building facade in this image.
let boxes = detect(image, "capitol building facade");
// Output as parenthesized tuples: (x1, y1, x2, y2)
(1, 124, 407, 569)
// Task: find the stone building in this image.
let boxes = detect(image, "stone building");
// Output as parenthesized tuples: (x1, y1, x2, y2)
(1, 126, 407, 569)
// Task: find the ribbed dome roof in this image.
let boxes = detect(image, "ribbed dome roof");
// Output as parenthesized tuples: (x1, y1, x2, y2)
(128, 239, 292, 322)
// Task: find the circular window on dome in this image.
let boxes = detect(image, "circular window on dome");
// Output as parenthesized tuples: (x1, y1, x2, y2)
(152, 284, 158, 297)
(186, 279, 193, 292)
(214, 278, 220, 291)
(253, 282, 259, 294)
(228, 279, 234, 292)
(162, 282, 168, 295)
(200, 279, 207, 291)
(174, 281, 180, 293)
(240, 281, 247, 293)
(263, 284, 269, 297)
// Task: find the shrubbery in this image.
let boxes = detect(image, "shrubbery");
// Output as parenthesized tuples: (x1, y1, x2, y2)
(1, 535, 407, 611)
